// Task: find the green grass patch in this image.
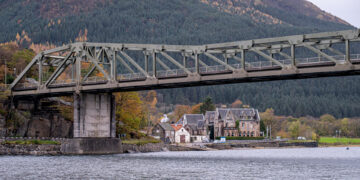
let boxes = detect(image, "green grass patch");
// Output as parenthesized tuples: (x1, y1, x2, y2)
(2, 139, 60, 145)
(215, 136, 264, 141)
(319, 137, 360, 145)
(122, 138, 162, 146)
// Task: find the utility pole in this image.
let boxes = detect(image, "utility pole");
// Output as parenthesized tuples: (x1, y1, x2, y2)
(270, 125, 272, 139)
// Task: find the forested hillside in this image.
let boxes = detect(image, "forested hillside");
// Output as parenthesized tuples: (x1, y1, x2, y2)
(0, 0, 359, 118)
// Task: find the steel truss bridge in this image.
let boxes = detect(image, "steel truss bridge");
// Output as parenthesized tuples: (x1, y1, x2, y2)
(10, 29, 360, 97)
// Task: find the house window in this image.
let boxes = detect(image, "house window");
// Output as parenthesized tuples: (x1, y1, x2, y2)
(231, 132, 234, 137)
(242, 123, 245, 127)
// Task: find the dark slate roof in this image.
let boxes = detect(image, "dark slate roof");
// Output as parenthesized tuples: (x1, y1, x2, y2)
(159, 123, 175, 131)
(197, 120, 205, 129)
(216, 108, 260, 121)
(205, 111, 216, 123)
(230, 109, 256, 119)
(217, 109, 228, 119)
(184, 114, 204, 125)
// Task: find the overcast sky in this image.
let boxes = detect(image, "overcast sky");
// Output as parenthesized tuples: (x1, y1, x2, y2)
(307, 0, 360, 28)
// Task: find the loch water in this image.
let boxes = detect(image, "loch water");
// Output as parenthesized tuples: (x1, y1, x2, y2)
(1, 147, 360, 179)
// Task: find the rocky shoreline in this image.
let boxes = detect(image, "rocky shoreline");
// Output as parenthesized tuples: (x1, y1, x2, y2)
(0, 138, 319, 155)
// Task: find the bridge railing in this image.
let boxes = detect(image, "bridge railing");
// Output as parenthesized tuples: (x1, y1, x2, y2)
(351, 54, 360, 61)
(82, 76, 107, 84)
(157, 69, 187, 78)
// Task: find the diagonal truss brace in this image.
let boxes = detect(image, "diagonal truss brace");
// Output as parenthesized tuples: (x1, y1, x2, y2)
(84, 51, 111, 80)
(119, 50, 149, 77)
(231, 55, 250, 67)
(160, 52, 191, 74)
(157, 57, 171, 70)
(304, 44, 338, 63)
(45, 51, 74, 87)
(83, 48, 106, 81)
(250, 49, 284, 68)
(327, 46, 344, 56)
(10, 54, 42, 89)
(204, 52, 235, 71)
(189, 55, 208, 67)
(116, 54, 135, 73)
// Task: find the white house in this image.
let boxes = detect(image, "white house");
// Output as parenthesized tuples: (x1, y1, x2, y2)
(171, 124, 190, 143)
(177, 114, 208, 143)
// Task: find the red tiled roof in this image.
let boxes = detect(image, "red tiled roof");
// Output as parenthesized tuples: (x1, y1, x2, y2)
(171, 124, 183, 131)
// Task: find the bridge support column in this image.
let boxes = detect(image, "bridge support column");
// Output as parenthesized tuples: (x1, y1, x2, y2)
(73, 93, 116, 138)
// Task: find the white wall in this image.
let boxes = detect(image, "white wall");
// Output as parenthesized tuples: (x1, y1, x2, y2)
(174, 127, 190, 143)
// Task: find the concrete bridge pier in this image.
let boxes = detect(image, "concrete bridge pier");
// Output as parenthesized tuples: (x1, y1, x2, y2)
(61, 93, 122, 154)
(73, 93, 116, 138)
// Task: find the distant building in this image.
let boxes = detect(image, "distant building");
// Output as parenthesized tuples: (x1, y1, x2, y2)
(171, 124, 191, 143)
(205, 108, 261, 139)
(177, 114, 208, 143)
(151, 123, 175, 143)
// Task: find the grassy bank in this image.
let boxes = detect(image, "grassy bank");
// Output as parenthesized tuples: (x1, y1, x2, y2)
(319, 137, 360, 146)
(122, 138, 162, 146)
(1, 140, 61, 145)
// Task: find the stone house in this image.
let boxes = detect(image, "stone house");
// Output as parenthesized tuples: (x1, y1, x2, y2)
(206, 108, 261, 139)
(177, 114, 208, 142)
(151, 123, 175, 143)
(171, 124, 190, 143)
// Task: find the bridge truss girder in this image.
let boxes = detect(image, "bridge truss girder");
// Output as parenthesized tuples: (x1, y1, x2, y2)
(10, 29, 360, 97)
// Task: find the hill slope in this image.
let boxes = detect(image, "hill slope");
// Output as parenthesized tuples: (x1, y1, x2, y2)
(0, 0, 358, 118)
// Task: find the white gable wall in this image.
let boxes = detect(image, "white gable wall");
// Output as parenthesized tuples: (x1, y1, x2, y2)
(174, 127, 191, 143)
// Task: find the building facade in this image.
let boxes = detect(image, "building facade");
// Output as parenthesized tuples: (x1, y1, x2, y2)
(151, 123, 175, 143)
(171, 124, 191, 143)
(205, 108, 261, 139)
(177, 114, 208, 143)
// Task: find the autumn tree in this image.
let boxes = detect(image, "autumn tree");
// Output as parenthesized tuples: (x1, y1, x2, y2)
(191, 103, 202, 114)
(231, 99, 243, 108)
(143, 90, 159, 126)
(173, 105, 191, 123)
(114, 92, 145, 138)
(289, 120, 300, 138)
(260, 108, 277, 137)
